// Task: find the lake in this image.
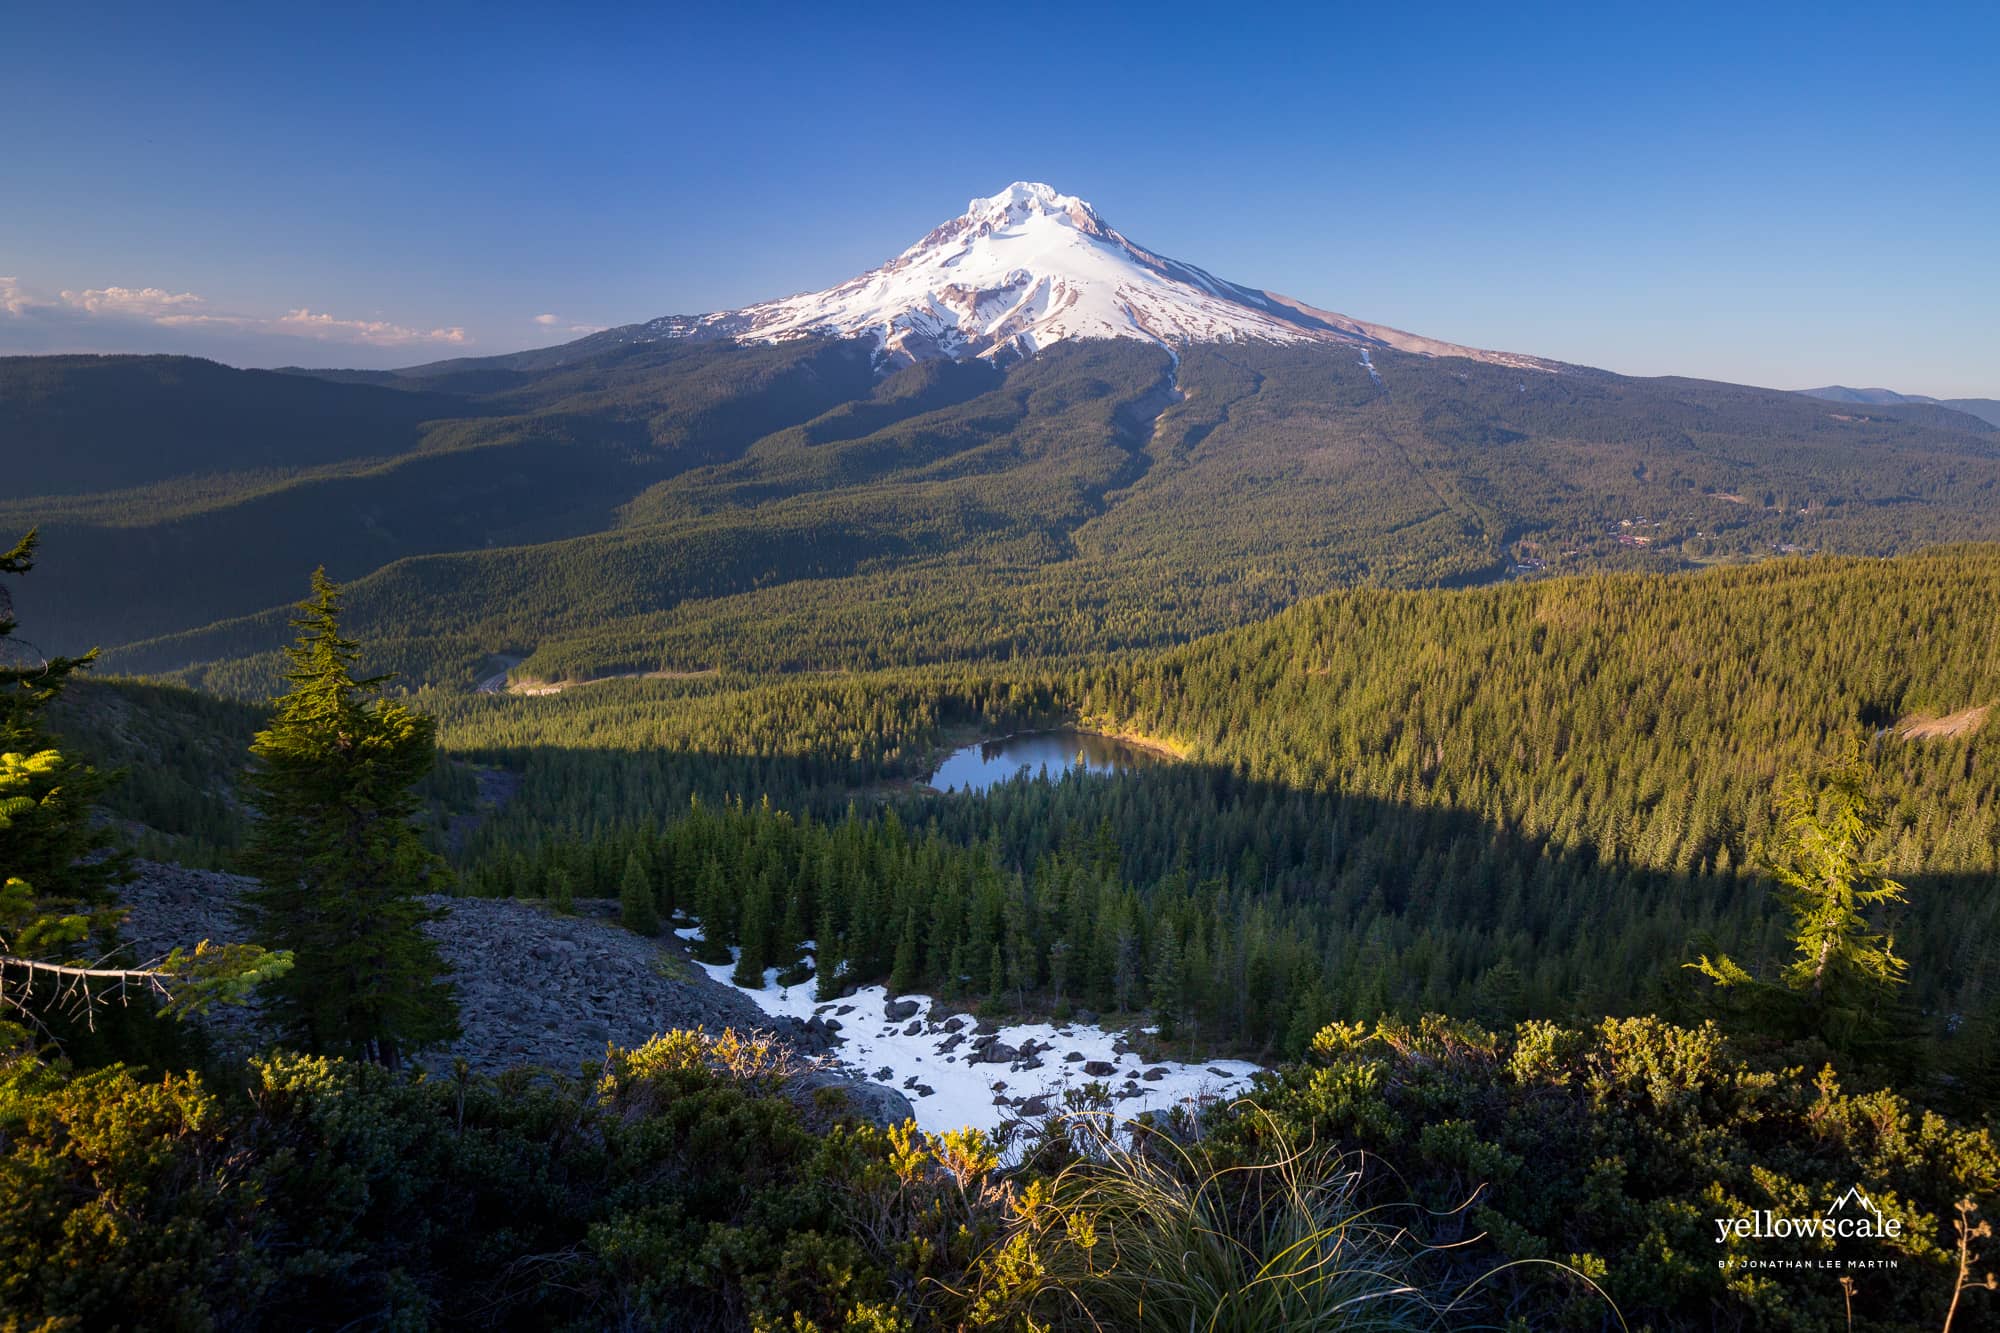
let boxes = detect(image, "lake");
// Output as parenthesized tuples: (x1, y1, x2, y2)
(927, 729, 1167, 794)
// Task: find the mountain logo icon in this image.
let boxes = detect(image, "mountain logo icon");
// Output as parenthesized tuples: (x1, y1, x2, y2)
(1827, 1186, 1887, 1226)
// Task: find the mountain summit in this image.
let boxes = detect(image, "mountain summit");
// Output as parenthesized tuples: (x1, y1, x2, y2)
(612, 183, 1543, 369)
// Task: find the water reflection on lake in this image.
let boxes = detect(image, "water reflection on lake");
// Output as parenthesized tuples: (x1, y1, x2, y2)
(927, 729, 1165, 794)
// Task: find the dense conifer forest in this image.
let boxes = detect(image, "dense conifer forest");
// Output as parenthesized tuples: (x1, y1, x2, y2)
(49, 548, 2000, 1095)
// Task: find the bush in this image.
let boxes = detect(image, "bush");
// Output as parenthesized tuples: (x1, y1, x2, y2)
(1230, 1014, 2000, 1330)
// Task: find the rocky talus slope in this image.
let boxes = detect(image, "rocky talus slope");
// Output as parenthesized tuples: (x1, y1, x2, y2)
(114, 861, 913, 1124)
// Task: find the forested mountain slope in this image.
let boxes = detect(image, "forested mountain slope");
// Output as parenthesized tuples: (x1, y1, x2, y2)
(10, 334, 1991, 695)
(68, 547, 1995, 1075)
(424, 551, 1998, 1050)
(5, 340, 881, 649)
(0, 354, 469, 495)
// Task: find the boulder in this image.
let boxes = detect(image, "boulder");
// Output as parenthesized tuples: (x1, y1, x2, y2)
(884, 998, 921, 1021)
(1063, 1051, 1085, 1064)
(1142, 1067, 1167, 1082)
(787, 1070, 915, 1128)
(971, 1041, 1021, 1066)
(1082, 1061, 1117, 1078)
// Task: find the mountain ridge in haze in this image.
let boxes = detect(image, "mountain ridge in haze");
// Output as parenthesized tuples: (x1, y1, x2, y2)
(1800, 385, 2000, 427)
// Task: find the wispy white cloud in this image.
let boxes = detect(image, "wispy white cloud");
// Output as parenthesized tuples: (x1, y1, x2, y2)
(534, 311, 605, 335)
(277, 308, 468, 346)
(1, 276, 53, 315)
(59, 285, 207, 319)
(0, 275, 471, 351)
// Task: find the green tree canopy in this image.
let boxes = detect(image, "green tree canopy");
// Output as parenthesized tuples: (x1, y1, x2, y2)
(240, 568, 457, 1068)
(1688, 747, 1913, 1055)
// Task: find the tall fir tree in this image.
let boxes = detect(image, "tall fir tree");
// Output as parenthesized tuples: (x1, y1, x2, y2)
(619, 851, 658, 936)
(733, 877, 771, 986)
(239, 569, 457, 1068)
(889, 908, 920, 995)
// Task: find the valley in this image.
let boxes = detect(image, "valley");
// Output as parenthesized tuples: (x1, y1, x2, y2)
(7, 176, 1998, 1331)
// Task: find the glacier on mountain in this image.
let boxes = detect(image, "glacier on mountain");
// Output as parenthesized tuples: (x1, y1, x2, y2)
(617, 182, 1544, 370)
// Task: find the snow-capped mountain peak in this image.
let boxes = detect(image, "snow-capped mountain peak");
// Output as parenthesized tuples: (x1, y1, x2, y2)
(620, 183, 1542, 369)
(959, 180, 1098, 228)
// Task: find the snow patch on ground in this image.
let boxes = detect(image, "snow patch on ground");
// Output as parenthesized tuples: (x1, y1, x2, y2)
(1359, 347, 1385, 391)
(673, 927, 1260, 1134)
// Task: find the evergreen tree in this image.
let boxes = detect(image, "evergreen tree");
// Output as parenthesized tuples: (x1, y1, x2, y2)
(733, 879, 771, 987)
(1688, 750, 1913, 1054)
(239, 569, 456, 1068)
(1766, 752, 1910, 1003)
(889, 908, 920, 995)
(0, 532, 128, 939)
(619, 851, 658, 936)
(1150, 930, 1182, 1041)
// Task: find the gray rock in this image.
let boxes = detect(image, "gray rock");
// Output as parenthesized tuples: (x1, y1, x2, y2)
(1064, 1051, 1085, 1063)
(1083, 1061, 1117, 1078)
(786, 1070, 915, 1128)
(971, 1041, 1021, 1065)
(114, 861, 825, 1078)
(1143, 1067, 1167, 1082)
(884, 998, 921, 1021)
(902, 1021, 922, 1036)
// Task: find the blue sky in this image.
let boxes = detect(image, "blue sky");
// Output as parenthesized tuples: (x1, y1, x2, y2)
(4, 1, 1995, 394)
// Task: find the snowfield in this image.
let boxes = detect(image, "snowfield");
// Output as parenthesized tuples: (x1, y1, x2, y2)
(674, 928, 1262, 1134)
(617, 181, 1548, 372)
